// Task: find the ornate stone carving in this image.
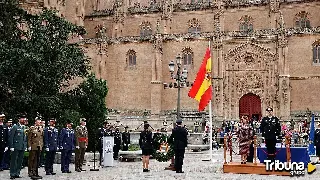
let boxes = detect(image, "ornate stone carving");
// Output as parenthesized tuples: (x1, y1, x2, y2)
(95, 24, 107, 39)
(162, 0, 173, 20)
(269, 0, 280, 13)
(113, 0, 124, 24)
(236, 72, 263, 92)
(153, 34, 163, 54)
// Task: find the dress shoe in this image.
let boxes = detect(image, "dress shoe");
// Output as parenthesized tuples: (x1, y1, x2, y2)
(51, 173, 56, 175)
(14, 175, 22, 178)
(176, 171, 184, 173)
(10, 176, 15, 179)
(80, 169, 86, 171)
(62, 171, 67, 173)
(67, 171, 72, 173)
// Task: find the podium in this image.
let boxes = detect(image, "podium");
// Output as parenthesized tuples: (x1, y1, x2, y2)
(103, 136, 114, 167)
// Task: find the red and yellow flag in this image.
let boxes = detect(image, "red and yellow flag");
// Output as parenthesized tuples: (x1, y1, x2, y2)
(188, 47, 212, 111)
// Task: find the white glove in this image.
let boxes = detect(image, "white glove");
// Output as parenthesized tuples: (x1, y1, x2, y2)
(10, 148, 14, 152)
(85, 146, 87, 149)
(124, 144, 126, 146)
(60, 147, 63, 150)
(57, 147, 60, 151)
(4, 147, 8, 152)
(76, 146, 80, 149)
(25, 148, 27, 151)
(28, 147, 31, 151)
(128, 144, 130, 146)
(45, 148, 49, 151)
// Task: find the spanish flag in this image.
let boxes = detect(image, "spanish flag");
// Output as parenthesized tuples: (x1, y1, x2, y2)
(188, 47, 212, 111)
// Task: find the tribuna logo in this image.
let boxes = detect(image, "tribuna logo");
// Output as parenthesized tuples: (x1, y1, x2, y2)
(265, 160, 305, 176)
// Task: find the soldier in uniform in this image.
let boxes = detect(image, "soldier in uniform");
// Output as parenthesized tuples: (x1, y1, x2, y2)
(44, 118, 59, 175)
(260, 107, 281, 162)
(97, 121, 113, 165)
(9, 114, 27, 179)
(59, 120, 75, 173)
(122, 126, 130, 151)
(113, 126, 121, 160)
(27, 117, 44, 178)
(0, 113, 8, 171)
(75, 118, 88, 172)
(1, 119, 12, 170)
(38, 120, 46, 168)
(169, 119, 188, 173)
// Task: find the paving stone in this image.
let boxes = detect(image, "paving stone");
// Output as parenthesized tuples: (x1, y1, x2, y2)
(0, 148, 319, 179)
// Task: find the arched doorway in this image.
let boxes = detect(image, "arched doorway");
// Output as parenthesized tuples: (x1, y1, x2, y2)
(239, 93, 262, 121)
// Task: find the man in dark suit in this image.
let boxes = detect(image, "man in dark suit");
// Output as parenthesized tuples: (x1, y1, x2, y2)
(170, 119, 188, 173)
(44, 118, 59, 175)
(260, 107, 281, 162)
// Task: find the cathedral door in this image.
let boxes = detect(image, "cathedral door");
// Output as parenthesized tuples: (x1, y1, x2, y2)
(239, 93, 261, 121)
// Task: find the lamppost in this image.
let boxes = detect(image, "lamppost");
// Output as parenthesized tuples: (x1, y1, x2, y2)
(164, 54, 188, 170)
(168, 54, 188, 120)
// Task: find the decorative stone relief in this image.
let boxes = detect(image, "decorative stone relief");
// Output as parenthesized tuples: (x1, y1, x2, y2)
(113, 0, 124, 24)
(236, 72, 263, 92)
(269, 0, 280, 13)
(162, 0, 173, 20)
(153, 34, 163, 54)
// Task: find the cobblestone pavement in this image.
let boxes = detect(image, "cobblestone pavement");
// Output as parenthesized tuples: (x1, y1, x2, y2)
(0, 149, 319, 180)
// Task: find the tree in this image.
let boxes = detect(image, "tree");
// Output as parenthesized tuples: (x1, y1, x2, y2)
(0, 0, 90, 122)
(72, 73, 108, 151)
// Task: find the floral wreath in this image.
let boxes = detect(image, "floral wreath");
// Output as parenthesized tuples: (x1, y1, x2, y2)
(152, 133, 175, 162)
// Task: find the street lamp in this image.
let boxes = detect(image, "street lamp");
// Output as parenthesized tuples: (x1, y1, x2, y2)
(168, 54, 188, 120)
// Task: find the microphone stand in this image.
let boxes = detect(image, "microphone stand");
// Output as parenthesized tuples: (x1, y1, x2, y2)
(90, 134, 99, 171)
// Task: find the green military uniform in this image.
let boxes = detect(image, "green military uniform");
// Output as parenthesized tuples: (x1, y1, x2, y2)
(75, 125, 88, 172)
(9, 123, 27, 178)
(27, 125, 44, 177)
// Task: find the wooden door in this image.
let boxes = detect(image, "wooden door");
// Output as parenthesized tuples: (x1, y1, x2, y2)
(239, 93, 262, 121)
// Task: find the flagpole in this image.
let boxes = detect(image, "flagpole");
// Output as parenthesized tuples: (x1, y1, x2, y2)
(209, 100, 213, 162)
(208, 40, 213, 162)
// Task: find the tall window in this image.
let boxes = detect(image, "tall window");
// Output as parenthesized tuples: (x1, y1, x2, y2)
(182, 47, 193, 66)
(127, 50, 136, 66)
(295, 11, 311, 28)
(188, 18, 201, 34)
(313, 40, 320, 64)
(140, 21, 152, 37)
(239, 15, 253, 33)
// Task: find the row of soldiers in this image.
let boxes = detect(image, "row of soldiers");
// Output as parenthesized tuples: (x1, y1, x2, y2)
(97, 121, 131, 163)
(0, 113, 89, 179)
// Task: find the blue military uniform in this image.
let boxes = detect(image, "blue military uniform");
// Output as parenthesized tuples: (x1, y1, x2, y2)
(44, 121, 59, 175)
(59, 126, 75, 173)
(0, 114, 8, 171)
(1, 119, 12, 170)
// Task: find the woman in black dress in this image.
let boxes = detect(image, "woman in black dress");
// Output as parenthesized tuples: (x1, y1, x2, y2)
(139, 123, 153, 172)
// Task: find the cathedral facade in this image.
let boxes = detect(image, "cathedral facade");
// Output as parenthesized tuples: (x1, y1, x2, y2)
(21, 0, 320, 124)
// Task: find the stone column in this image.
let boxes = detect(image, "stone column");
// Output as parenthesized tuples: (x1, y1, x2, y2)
(150, 34, 163, 115)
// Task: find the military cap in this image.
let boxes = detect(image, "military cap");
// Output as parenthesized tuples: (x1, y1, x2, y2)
(66, 120, 73, 125)
(176, 119, 183, 123)
(266, 107, 273, 112)
(35, 117, 42, 121)
(19, 114, 27, 119)
(0, 113, 5, 118)
(80, 118, 86, 122)
(49, 118, 56, 122)
(7, 119, 12, 123)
